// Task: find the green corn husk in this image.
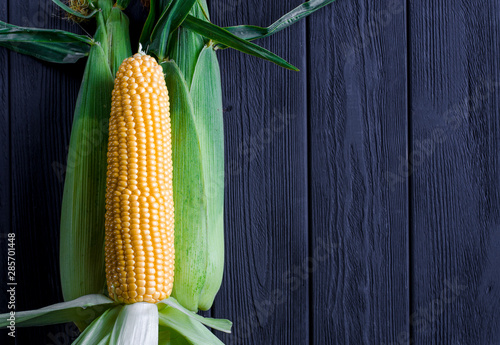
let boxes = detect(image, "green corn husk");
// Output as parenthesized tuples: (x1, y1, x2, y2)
(162, 60, 207, 312)
(60, 2, 131, 305)
(190, 45, 225, 310)
(106, 7, 132, 76)
(166, 0, 225, 311)
(59, 22, 113, 303)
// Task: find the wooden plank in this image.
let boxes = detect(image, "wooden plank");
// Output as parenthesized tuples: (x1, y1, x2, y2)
(7, 1, 84, 343)
(0, 0, 11, 343)
(209, 1, 309, 344)
(308, 1, 409, 344)
(410, 1, 500, 344)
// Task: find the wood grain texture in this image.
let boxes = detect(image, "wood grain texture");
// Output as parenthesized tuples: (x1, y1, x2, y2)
(1, 0, 500, 344)
(308, 1, 409, 344)
(209, 1, 309, 344)
(0, 1, 10, 343)
(409, 1, 500, 344)
(6, 1, 84, 344)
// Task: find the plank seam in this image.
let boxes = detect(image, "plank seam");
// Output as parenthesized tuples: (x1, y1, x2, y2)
(405, 1, 413, 344)
(305, 11, 313, 345)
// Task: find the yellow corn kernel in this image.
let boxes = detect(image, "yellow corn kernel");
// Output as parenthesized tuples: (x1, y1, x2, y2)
(105, 53, 174, 304)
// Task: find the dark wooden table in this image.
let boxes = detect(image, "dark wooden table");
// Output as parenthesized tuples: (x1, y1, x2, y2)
(1, 1, 499, 344)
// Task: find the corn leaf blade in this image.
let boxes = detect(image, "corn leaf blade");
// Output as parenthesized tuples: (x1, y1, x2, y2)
(181, 15, 299, 71)
(158, 308, 225, 345)
(149, 0, 197, 60)
(158, 297, 232, 333)
(0, 295, 114, 328)
(73, 306, 122, 345)
(0, 20, 91, 63)
(224, 0, 336, 41)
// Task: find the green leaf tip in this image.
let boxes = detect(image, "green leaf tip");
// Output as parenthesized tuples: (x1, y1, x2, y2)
(181, 15, 299, 71)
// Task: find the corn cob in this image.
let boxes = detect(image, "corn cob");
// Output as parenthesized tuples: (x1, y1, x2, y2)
(105, 53, 175, 304)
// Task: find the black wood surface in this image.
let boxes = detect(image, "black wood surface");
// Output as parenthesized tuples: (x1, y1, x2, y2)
(308, 1, 409, 344)
(1, 0, 499, 344)
(409, 1, 500, 344)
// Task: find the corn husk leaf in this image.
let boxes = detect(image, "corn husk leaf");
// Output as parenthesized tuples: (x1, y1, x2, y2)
(224, 0, 336, 41)
(159, 327, 191, 344)
(169, 1, 207, 88)
(0, 20, 91, 63)
(51, 0, 99, 20)
(109, 303, 158, 345)
(161, 60, 207, 312)
(106, 7, 132, 76)
(158, 308, 225, 345)
(181, 15, 298, 71)
(73, 305, 122, 345)
(59, 24, 113, 302)
(189, 45, 225, 311)
(0, 294, 114, 328)
(149, 0, 197, 60)
(158, 297, 232, 333)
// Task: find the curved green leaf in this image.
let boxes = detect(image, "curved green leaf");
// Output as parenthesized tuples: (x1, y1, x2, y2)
(0, 20, 91, 63)
(52, 0, 99, 20)
(181, 15, 299, 71)
(0, 295, 114, 328)
(158, 308, 225, 345)
(73, 306, 122, 345)
(158, 297, 232, 333)
(224, 0, 336, 41)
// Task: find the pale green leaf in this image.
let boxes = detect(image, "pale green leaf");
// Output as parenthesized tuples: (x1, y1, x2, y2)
(189, 46, 225, 311)
(158, 308, 225, 345)
(73, 306, 122, 345)
(59, 24, 114, 303)
(0, 294, 114, 328)
(161, 60, 207, 312)
(158, 298, 232, 333)
(109, 303, 158, 345)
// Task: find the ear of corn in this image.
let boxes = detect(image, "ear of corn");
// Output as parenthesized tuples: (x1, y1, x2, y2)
(105, 53, 174, 304)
